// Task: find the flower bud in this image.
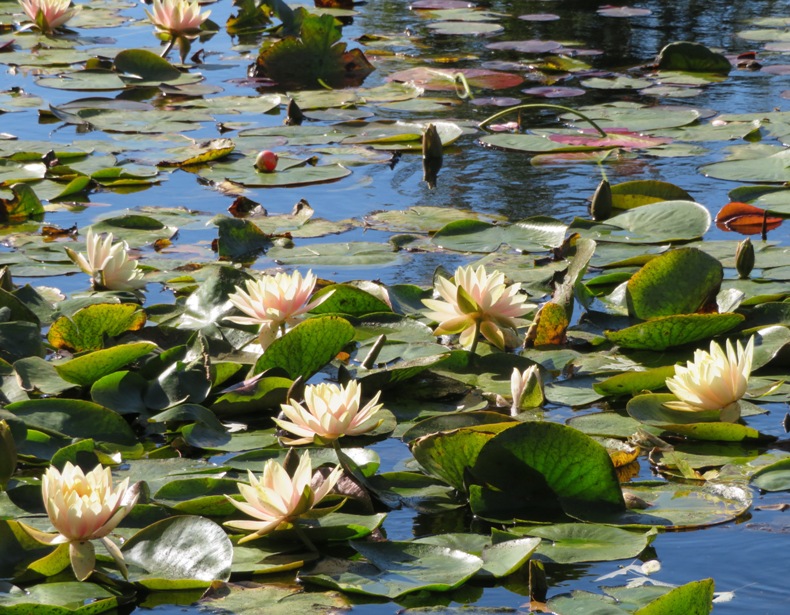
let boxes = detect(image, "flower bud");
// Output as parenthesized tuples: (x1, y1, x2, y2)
(422, 123, 443, 189)
(255, 150, 278, 173)
(0, 420, 17, 490)
(590, 178, 612, 221)
(736, 237, 754, 279)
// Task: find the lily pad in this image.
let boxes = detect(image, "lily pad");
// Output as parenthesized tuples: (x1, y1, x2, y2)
(303, 541, 483, 598)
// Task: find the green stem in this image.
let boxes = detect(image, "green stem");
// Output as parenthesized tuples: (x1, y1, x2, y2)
(160, 38, 175, 59)
(467, 320, 481, 357)
(478, 104, 608, 138)
(331, 439, 353, 477)
(453, 72, 473, 99)
(292, 522, 318, 554)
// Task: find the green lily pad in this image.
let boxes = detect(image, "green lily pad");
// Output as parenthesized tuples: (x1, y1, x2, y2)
(627, 393, 769, 441)
(114, 49, 181, 82)
(750, 458, 790, 491)
(303, 541, 483, 598)
(573, 200, 711, 244)
(197, 157, 352, 188)
(0, 582, 122, 614)
(411, 423, 516, 492)
(53, 342, 157, 387)
(508, 523, 655, 564)
(626, 247, 723, 319)
(253, 316, 354, 380)
(656, 42, 731, 74)
(471, 422, 625, 519)
(701, 148, 790, 183)
(610, 180, 693, 209)
(123, 516, 233, 589)
(5, 398, 138, 446)
(47, 304, 146, 353)
(605, 313, 744, 350)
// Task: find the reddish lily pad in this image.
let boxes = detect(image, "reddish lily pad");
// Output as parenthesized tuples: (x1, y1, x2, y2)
(486, 40, 564, 54)
(548, 130, 671, 149)
(411, 0, 472, 8)
(387, 67, 524, 91)
(715, 202, 784, 234)
(522, 86, 586, 98)
(518, 14, 560, 22)
(597, 6, 652, 17)
(428, 21, 504, 36)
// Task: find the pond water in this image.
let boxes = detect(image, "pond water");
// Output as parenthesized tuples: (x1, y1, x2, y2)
(1, 0, 790, 613)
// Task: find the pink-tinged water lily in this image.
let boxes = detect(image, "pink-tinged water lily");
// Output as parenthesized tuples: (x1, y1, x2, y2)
(22, 462, 139, 581)
(422, 265, 533, 351)
(66, 229, 146, 291)
(146, 0, 210, 38)
(224, 450, 342, 543)
(18, 0, 79, 34)
(510, 365, 543, 414)
(226, 270, 332, 349)
(664, 337, 754, 422)
(274, 381, 385, 446)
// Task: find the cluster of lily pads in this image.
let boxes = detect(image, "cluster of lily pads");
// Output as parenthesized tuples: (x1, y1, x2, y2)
(0, 0, 789, 613)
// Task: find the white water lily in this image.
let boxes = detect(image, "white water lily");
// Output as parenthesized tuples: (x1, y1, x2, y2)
(19, 0, 79, 34)
(22, 462, 139, 581)
(509, 365, 544, 415)
(66, 229, 146, 291)
(664, 337, 754, 422)
(422, 265, 532, 351)
(224, 450, 342, 543)
(274, 381, 384, 445)
(146, 0, 210, 38)
(226, 270, 332, 349)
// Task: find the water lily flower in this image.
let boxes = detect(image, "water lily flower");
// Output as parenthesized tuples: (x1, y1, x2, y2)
(664, 336, 754, 422)
(66, 229, 146, 291)
(226, 270, 332, 349)
(224, 450, 342, 543)
(274, 381, 384, 445)
(22, 462, 139, 581)
(146, 0, 210, 38)
(509, 365, 544, 414)
(18, 0, 79, 34)
(422, 265, 533, 351)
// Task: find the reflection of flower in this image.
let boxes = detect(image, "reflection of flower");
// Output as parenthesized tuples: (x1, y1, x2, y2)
(26, 462, 139, 580)
(224, 450, 342, 543)
(664, 337, 754, 422)
(275, 381, 384, 445)
(227, 270, 331, 349)
(66, 229, 146, 291)
(422, 265, 532, 350)
(146, 0, 210, 38)
(19, 0, 79, 34)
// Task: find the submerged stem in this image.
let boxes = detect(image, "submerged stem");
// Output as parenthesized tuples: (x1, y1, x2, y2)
(478, 103, 608, 137)
(292, 522, 318, 554)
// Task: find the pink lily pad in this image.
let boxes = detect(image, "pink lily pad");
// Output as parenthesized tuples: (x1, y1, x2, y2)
(522, 86, 586, 98)
(470, 96, 522, 106)
(518, 13, 560, 22)
(486, 40, 564, 54)
(597, 6, 652, 17)
(410, 0, 473, 8)
(547, 129, 672, 149)
(387, 67, 524, 91)
(761, 65, 790, 75)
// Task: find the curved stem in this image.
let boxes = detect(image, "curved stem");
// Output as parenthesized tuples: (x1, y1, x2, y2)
(453, 72, 473, 100)
(478, 104, 608, 137)
(425, 69, 473, 100)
